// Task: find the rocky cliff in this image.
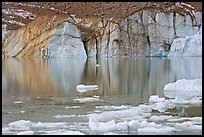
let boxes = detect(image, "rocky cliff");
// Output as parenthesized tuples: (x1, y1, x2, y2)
(2, 2, 202, 58)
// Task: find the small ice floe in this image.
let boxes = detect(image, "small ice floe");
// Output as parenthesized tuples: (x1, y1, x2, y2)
(20, 111, 26, 113)
(43, 129, 85, 135)
(76, 84, 98, 92)
(87, 107, 154, 133)
(171, 97, 188, 105)
(93, 95, 100, 98)
(8, 120, 33, 131)
(149, 95, 165, 103)
(4, 120, 81, 135)
(137, 126, 173, 135)
(17, 131, 34, 135)
(189, 117, 202, 123)
(74, 97, 101, 103)
(103, 132, 120, 135)
(53, 114, 86, 118)
(2, 127, 12, 134)
(187, 97, 202, 105)
(32, 122, 67, 130)
(148, 96, 174, 113)
(149, 115, 175, 122)
(95, 105, 132, 111)
(13, 101, 23, 104)
(96, 64, 101, 67)
(174, 121, 202, 130)
(65, 106, 81, 109)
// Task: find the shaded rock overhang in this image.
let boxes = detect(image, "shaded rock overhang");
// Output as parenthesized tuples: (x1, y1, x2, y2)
(2, 2, 202, 30)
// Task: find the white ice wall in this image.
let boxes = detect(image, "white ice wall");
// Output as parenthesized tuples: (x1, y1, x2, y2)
(47, 17, 87, 58)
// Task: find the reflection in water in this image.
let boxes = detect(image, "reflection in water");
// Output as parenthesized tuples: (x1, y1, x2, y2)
(47, 58, 87, 94)
(2, 58, 64, 96)
(2, 57, 202, 134)
(2, 57, 202, 100)
(80, 57, 202, 101)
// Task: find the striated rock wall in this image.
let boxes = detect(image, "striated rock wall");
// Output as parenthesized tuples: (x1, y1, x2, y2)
(2, 2, 202, 58)
(168, 28, 202, 56)
(2, 15, 87, 58)
(83, 10, 202, 57)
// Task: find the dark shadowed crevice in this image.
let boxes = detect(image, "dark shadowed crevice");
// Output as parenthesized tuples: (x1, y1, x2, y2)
(82, 40, 88, 56)
(173, 11, 177, 39)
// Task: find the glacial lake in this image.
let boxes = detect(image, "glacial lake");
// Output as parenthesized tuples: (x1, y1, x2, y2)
(2, 57, 202, 135)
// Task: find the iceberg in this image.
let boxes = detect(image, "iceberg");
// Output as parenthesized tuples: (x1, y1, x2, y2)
(164, 79, 202, 99)
(76, 84, 98, 92)
(164, 79, 202, 92)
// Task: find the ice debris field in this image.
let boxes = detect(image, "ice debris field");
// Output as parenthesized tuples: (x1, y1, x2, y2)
(2, 79, 202, 135)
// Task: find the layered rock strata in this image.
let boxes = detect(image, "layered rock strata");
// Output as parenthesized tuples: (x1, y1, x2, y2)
(2, 2, 202, 58)
(2, 15, 87, 58)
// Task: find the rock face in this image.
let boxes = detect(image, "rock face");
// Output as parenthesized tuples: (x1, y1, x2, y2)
(2, 2, 202, 58)
(47, 17, 87, 58)
(2, 15, 87, 58)
(168, 28, 202, 56)
(83, 10, 202, 57)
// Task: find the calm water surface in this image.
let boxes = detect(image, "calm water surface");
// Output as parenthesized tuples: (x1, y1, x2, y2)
(2, 57, 202, 135)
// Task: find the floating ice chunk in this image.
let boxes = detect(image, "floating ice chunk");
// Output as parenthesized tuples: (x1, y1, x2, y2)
(174, 121, 193, 129)
(74, 97, 101, 103)
(17, 131, 34, 135)
(96, 64, 101, 67)
(32, 122, 67, 130)
(93, 95, 100, 98)
(89, 116, 141, 133)
(174, 120, 202, 131)
(8, 120, 33, 131)
(76, 84, 98, 92)
(189, 125, 202, 130)
(95, 105, 131, 110)
(53, 114, 86, 118)
(151, 99, 174, 113)
(2, 127, 12, 134)
(20, 111, 26, 113)
(65, 106, 81, 109)
(172, 97, 188, 105)
(149, 95, 165, 103)
(103, 132, 120, 135)
(139, 120, 162, 128)
(163, 79, 202, 106)
(164, 79, 202, 99)
(137, 126, 173, 135)
(189, 117, 202, 123)
(188, 97, 202, 105)
(88, 106, 161, 133)
(43, 130, 85, 135)
(149, 115, 175, 121)
(89, 114, 115, 132)
(13, 101, 23, 104)
(164, 79, 202, 92)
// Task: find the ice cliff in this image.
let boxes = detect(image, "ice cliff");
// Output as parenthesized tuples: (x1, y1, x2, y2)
(2, 2, 202, 58)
